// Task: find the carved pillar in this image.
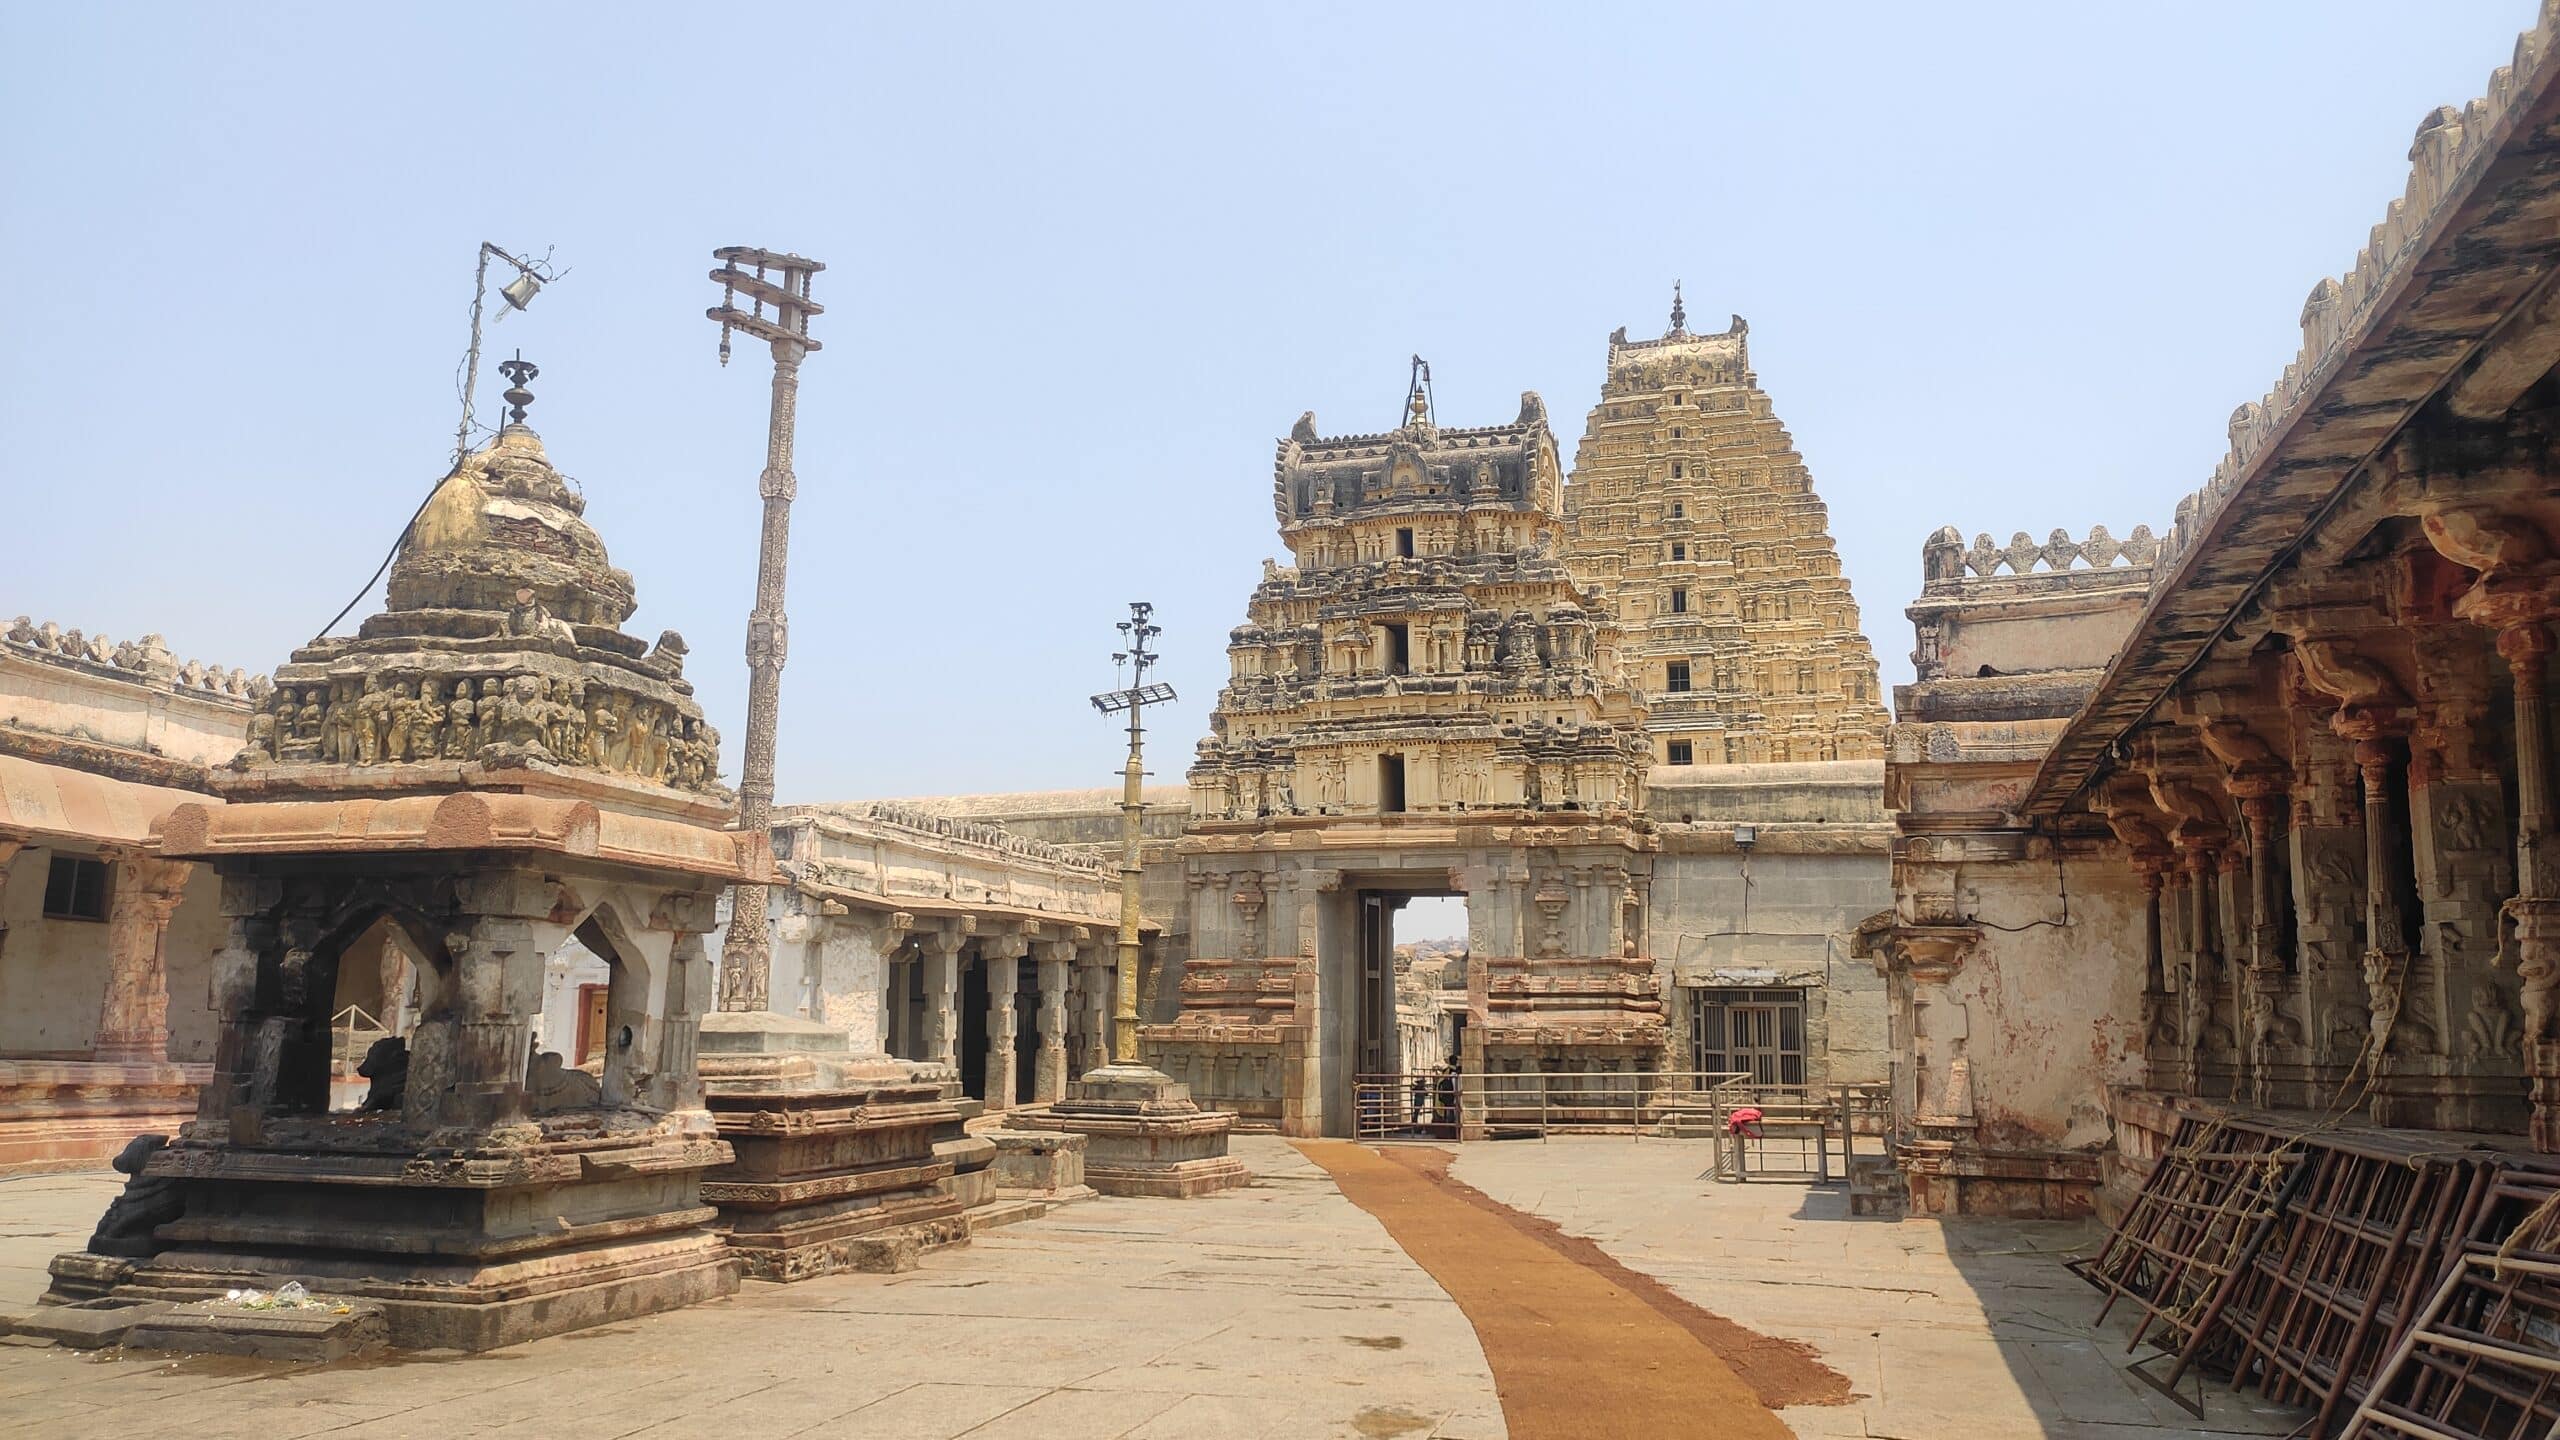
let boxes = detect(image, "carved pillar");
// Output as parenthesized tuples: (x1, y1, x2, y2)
(2500, 622, 2560, 1149)
(2180, 840, 2224, 1096)
(1034, 938, 1073, 1103)
(2237, 794, 2290, 1106)
(2286, 706, 2371, 1087)
(2405, 653, 2519, 1130)
(982, 933, 1026, 1110)
(921, 926, 965, 1070)
(2350, 734, 2418, 1124)
(1076, 944, 1111, 1076)
(2137, 860, 2176, 1083)
(91, 855, 192, 1065)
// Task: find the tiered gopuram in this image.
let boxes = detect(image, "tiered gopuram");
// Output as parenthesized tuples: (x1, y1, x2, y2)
(1561, 293, 1888, 765)
(1160, 377, 1664, 1134)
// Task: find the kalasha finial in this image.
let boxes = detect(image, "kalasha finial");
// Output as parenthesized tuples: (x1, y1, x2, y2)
(498, 351, 539, 425)
(1669, 280, 1687, 335)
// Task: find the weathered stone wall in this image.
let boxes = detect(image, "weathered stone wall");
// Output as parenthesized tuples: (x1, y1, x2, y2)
(0, 845, 223, 1063)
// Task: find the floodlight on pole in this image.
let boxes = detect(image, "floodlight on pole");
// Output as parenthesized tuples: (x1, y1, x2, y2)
(455, 242, 563, 467)
(1089, 603, 1175, 1063)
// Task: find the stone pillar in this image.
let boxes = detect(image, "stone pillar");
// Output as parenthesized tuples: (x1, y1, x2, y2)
(922, 926, 965, 1071)
(2406, 657, 2520, 1131)
(2179, 840, 2223, 1096)
(2286, 712, 2370, 1090)
(820, 908, 907, 1055)
(2137, 860, 2175, 1081)
(1035, 939, 1073, 1102)
(2499, 622, 2560, 1149)
(982, 933, 1026, 1111)
(1077, 945, 1111, 1076)
(2237, 794, 2290, 1107)
(91, 855, 192, 1065)
(2350, 734, 2419, 1124)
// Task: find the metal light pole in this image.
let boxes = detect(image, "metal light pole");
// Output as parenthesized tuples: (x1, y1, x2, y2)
(455, 243, 559, 467)
(708, 246, 824, 1014)
(1091, 604, 1175, 1064)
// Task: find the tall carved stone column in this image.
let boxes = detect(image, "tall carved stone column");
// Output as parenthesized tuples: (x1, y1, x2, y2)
(922, 926, 966, 1071)
(2406, 657, 2519, 1130)
(981, 933, 1026, 1110)
(91, 856, 192, 1065)
(1034, 939, 1073, 1103)
(713, 251, 821, 1018)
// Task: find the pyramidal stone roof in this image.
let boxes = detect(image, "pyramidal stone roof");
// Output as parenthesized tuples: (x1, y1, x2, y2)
(227, 404, 728, 823)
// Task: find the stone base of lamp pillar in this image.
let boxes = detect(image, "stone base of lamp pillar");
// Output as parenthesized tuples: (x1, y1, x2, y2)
(694, 1011, 971, 1280)
(1018, 1063, 1248, 1198)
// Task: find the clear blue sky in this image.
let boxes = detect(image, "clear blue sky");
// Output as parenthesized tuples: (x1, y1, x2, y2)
(1, 2, 2535, 806)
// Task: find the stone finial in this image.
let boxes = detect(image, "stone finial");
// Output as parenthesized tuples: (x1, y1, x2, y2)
(498, 353, 538, 426)
(1668, 279, 1686, 335)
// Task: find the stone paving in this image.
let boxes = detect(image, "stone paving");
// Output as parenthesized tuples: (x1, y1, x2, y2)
(0, 1136, 2314, 1439)
(1447, 1138, 2306, 1439)
(0, 1140, 1502, 1439)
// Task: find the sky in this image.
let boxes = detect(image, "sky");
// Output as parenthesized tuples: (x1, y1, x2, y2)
(1, 3, 2540, 835)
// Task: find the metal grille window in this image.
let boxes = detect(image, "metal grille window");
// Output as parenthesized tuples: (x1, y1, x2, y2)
(1692, 987, 1806, 1086)
(42, 855, 110, 922)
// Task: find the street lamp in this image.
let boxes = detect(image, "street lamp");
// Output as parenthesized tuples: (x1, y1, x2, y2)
(707, 246, 824, 1014)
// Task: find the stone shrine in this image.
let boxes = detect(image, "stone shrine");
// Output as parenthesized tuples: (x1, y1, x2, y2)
(44, 370, 768, 1349)
(1560, 293, 1889, 767)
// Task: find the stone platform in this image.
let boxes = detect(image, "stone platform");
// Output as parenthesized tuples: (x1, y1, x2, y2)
(46, 1116, 740, 1352)
(1020, 1064, 1247, 1199)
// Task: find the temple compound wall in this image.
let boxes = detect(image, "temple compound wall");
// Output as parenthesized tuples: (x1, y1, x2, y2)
(0, 622, 265, 1171)
(1875, 12, 2560, 1219)
(1560, 298, 1890, 767)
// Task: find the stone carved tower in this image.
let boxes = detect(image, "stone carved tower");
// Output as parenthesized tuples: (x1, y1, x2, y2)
(1187, 383, 1653, 819)
(1159, 378, 1667, 1138)
(1561, 300, 1888, 765)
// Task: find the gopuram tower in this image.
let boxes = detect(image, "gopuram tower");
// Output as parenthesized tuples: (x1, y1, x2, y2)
(1561, 289, 1888, 765)
(1151, 371, 1666, 1137)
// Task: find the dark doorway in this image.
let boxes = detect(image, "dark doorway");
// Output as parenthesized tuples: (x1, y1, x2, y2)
(1358, 893, 1397, 1083)
(961, 954, 990, 1100)
(1379, 754, 1406, 813)
(1384, 623, 1410, 675)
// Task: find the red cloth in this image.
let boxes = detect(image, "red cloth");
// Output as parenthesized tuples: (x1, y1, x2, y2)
(1726, 1105, 1764, 1138)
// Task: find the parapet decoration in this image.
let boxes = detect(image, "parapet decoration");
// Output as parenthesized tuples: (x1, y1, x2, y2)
(1923, 525, 2161, 586)
(2151, 7, 2557, 587)
(5, 616, 269, 704)
(788, 801, 1111, 874)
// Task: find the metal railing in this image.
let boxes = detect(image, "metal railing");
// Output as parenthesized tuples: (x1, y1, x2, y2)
(1352, 1070, 1754, 1141)
(1349, 1070, 1891, 1179)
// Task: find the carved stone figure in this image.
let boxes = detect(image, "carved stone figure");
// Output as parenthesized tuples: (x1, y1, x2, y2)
(83, 1134, 183, 1258)
(358, 1035, 409, 1111)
